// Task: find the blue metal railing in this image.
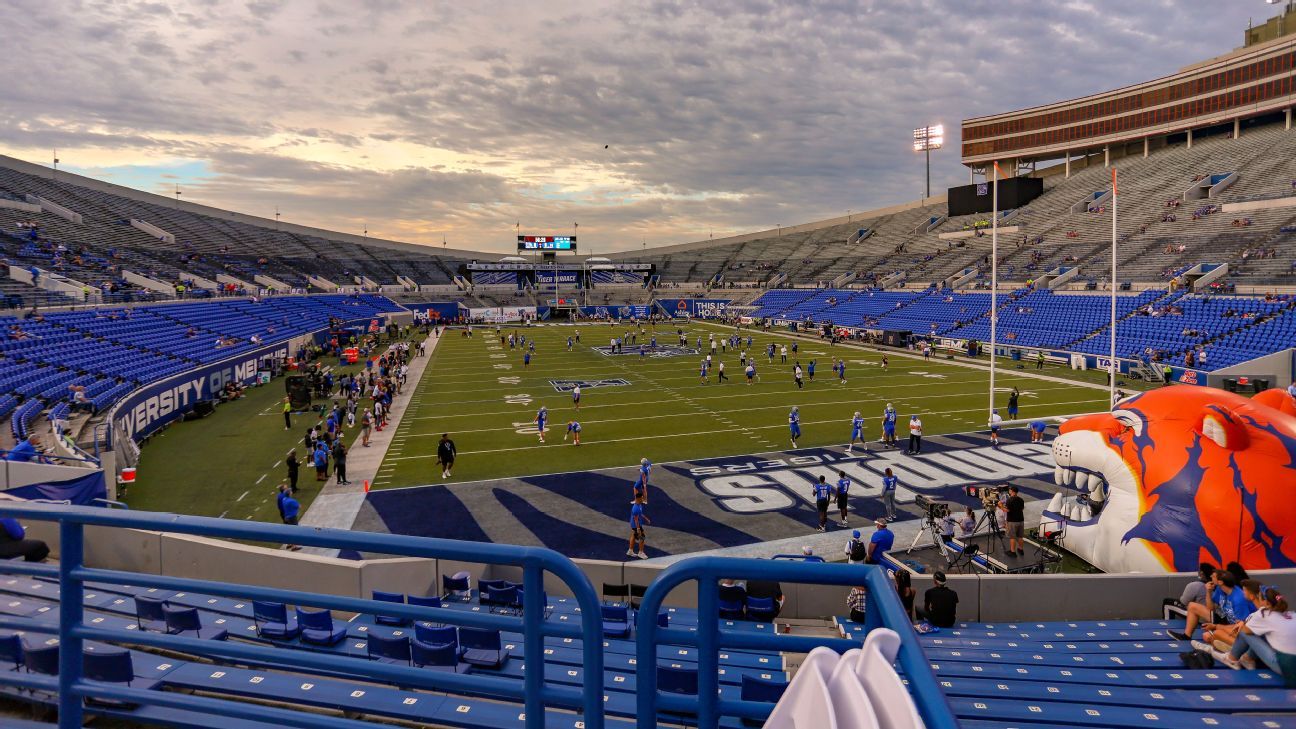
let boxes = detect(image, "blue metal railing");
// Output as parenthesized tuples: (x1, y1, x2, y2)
(633, 556, 960, 729)
(0, 502, 606, 729)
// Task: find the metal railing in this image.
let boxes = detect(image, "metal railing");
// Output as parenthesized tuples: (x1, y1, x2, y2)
(0, 502, 606, 729)
(633, 556, 959, 729)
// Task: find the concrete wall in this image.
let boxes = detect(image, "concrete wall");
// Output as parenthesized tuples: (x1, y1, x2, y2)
(19, 520, 1296, 623)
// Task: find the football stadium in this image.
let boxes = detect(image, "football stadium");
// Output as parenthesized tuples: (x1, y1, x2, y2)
(0, 3, 1294, 728)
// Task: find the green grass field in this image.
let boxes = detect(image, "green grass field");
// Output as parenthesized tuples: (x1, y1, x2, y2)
(128, 334, 422, 521)
(370, 321, 1126, 489)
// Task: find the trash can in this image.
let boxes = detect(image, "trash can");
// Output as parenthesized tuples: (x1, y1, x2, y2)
(1252, 378, 1270, 393)
(1011, 349, 1022, 361)
(1223, 378, 1238, 392)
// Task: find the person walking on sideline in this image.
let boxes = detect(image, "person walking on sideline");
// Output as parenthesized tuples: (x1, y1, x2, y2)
(437, 433, 457, 479)
(282, 397, 292, 430)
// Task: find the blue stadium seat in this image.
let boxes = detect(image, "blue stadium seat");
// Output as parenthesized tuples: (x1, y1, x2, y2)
(459, 627, 510, 668)
(366, 633, 411, 666)
(410, 637, 467, 673)
(250, 601, 299, 640)
(372, 590, 410, 626)
(161, 605, 228, 641)
(133, 595, 167, 632)
(601, 605, 631, 638)
(441, 572, 471, 601)
(295, 607, 346, 646)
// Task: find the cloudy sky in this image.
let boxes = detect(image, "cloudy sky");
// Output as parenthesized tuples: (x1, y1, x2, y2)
(0, 0, 1274, 253)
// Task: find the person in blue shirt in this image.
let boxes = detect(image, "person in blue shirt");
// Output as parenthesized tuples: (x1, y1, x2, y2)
(523, 351, 531, 367)
(627, 494, 651, 559)
(812, 475, 833, 531)
(838, 359, 847, 384)
(1029, 419, 1048, 443)
(276, 484, 302, 550)
(0, 517, 49, 562)
(528, 340, 535, 353)
(633, 458, 651, 502)
(1171, 569, 1256, 641)
(566, 335, 574, 351)
(866, 519, 894, 564)
(534, 406, 548, 443)
(807, 359, 816, 381)
(745, 362, 757, 385)
(564, 420, 582, 446)
(847, 411, 865, 454)
(4, 436, 41, 463)
(881, 467, 898, 520)
(313, 443, 329, 481)
(835, 471, 852, 527)
(766, 342, 776, 363)
(788, 406, 801, 448)
(639, 343, 646, 359)
(699, 359, 709, 384)
(650, 334, 657, 348)
(881, 404, 898, 448)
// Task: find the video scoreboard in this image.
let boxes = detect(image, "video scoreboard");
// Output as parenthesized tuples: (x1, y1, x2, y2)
(518, 235, 576, 251)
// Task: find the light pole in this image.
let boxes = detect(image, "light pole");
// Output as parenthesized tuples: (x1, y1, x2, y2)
(913, 124, 944, 199)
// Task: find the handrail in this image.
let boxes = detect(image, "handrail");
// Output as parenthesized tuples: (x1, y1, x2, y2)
(0, 502, 605, 729)
(633, 556, 959, 729)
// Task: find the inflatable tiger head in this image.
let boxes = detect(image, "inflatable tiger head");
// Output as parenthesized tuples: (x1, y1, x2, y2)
(1046, 385, 1296, 573)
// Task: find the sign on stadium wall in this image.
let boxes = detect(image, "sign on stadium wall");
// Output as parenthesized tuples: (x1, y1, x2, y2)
(535, 271, 580, 286)
(469, 306, 536, 323)
(112, 340, 294, 443)
(580, 305, 654, 319)
(665, 298, 732, 318)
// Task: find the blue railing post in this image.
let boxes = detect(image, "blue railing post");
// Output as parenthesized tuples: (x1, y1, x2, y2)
(58, 521, 84, 729)
(522, 562, 543, 729)
(696, 578, 719, 729)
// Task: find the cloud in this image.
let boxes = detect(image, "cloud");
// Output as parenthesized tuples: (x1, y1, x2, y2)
(0, 0, 1271, 252)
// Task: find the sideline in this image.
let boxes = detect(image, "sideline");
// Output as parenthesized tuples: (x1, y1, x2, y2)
(298, 330, 442, 548)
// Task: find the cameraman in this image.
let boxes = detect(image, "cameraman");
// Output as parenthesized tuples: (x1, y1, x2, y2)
(998, 485, 1026, 556)
(939, 509, 957, 543)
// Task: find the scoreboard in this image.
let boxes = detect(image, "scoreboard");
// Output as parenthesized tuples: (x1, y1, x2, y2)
(518, 235, 576, 251)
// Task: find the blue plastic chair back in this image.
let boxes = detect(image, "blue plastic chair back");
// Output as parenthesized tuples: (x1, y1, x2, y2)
(162, 605, 202, 634)
(23, 643, 59, 676)
(83, 648, 134, 684)
(295, 607, 334, 632)
(411, 637, 459, 668)
(366, 634, 411, 664)
(459, 626, 500, 651)
(657, 664, 699, 696)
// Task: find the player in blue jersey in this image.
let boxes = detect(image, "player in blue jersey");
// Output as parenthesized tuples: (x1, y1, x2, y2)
(566, 336, 573, 351)
(534, 405, 548, 443)
(627, 494, 650, 559)
(699, 359, 709, 384)
(745, 362, 756, 385)
(835, 471, 853, 527)
(837, 359, 847, 384)
(529, 340, 535, 353)
(881, 467, 899, 520)
(650, 334, 657, 348)
(1029, 419, 1047, 443)
(788, 406, 801, 448)
(766, 343, 776, 363)
(639, 343, 646, 359)
(633, 458, 651, 502)
(881, 403, 897, 447)
(564, 420, 581, 445)
(523, 351, 531, 367)
(847, 411, 866, 453)
(807, 359, 816, 381)
(746, 335, 753, 349)
(812, 475, 833, 531)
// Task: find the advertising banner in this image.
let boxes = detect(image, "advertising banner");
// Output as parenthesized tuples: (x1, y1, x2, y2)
(664, 298, 732, 318)
(113, 340, 292, 443)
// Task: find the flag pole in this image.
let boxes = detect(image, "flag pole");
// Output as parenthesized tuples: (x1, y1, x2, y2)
(990, 162, 999, 419)
(1110, 167, 1118, 406)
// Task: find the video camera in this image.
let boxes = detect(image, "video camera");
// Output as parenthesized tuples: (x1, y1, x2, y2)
(965, 484, 1010, 509)
(914, 494, 951, 520)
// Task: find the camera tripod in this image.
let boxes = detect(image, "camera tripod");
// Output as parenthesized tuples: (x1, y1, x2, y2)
(971, 504, 1008, 557)
(905, 512, 953, 561)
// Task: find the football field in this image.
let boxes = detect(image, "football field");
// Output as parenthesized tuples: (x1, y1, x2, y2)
(371, 321, 1119, 490)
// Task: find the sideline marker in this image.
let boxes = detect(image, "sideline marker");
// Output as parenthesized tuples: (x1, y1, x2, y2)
(363, 479, 370, 493)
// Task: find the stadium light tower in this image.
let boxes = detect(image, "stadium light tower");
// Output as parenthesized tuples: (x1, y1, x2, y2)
(913, 124, 944, 199)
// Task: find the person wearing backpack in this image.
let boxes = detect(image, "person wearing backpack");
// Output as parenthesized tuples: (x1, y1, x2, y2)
(844, 530, 868, 564)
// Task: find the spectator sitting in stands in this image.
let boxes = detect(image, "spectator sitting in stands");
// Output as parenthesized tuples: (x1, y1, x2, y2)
(1224, 582, 1295, 678)
(1169, 569, 1254, 642)
(1165, 562, 1216, 615)
(846, 584, 868, 624)
(745, 578, 784, 620)
(0, 513, 50, 562)
(895, 569, 916, 620)
(916, 571, 958, 628)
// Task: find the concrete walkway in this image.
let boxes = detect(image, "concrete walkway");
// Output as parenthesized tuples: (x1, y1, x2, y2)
(298, 331, 441, 552)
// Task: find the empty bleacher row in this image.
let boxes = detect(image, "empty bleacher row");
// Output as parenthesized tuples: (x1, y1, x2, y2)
(0, 164, 473, 308)
(0, 294, 399, 442)
(835, 617, 1295, 728)
(750, 287, 1296, 369)
(0, 570, 795, 728)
